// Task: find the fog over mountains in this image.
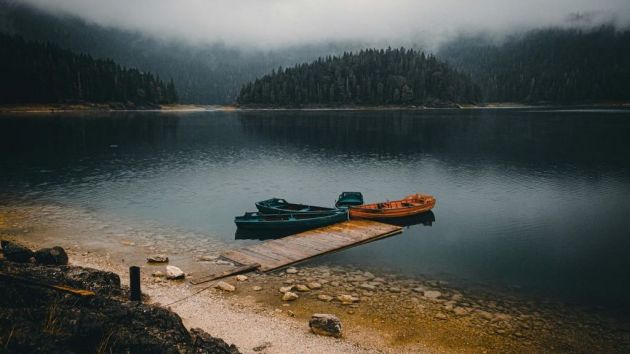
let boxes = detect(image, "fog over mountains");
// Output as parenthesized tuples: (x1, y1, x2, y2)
(15, 0, 630, 48)
(1, 1, 629, 104)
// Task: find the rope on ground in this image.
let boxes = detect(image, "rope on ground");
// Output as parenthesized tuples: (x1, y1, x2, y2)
(164, 280, 220, 307)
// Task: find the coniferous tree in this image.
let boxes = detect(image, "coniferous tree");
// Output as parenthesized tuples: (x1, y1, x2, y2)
(0, 34, 178, 105)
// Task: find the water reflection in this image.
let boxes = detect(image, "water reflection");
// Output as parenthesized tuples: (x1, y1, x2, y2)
(1, 109, 630, 313)
(377, 210, 436, 227)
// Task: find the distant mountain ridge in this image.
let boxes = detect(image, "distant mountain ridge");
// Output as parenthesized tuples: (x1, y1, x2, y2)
(237, 48, 481, 107)
(439, 26, 630, 103)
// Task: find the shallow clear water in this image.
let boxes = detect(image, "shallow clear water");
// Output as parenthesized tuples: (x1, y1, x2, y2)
(2, 109, 630, 312)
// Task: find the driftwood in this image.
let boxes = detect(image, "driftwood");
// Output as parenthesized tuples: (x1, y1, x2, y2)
(0, 272, 95, 297)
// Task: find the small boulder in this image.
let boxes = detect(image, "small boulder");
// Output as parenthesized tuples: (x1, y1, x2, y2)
(166, 265, 185, 279)
(423, 290, 442, 300)
(317, 294, 333, 302)
(388, 287, 401, 293)
(235, 274, 248, 282)
(279, 285, 294, 293)
(337, 294, 357, 305)
(252, 286, 263, 291)
(307, 282, 322, 290)
(215, 281, 236, 292)
(146, 254, 169, 263)
(285, 267, 298, 274)
(309, 314, 342, 338)
(282, 291, 299, 301)
(1, 240, 34, 263)
(295, 284, 310, 292)
(360, 283, 376, 291)
(435, 312, 448, 320)
(34, 246, 68, 265)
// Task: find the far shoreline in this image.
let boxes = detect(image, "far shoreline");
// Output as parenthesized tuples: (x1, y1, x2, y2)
(1, 102, 629, 114)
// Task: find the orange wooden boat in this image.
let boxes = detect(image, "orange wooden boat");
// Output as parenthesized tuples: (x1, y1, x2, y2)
(349, 194, 436, 219)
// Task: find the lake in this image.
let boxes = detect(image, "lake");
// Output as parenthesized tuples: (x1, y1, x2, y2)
(1, 108, 630, 314)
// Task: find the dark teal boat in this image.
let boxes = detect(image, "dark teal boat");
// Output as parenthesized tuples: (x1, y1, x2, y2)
(335, 192, 364, 207)
(234, 210, 348, 231)
(255, 198, 335, 214)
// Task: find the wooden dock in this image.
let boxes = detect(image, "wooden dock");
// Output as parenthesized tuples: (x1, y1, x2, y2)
(221, 219, 403, 272)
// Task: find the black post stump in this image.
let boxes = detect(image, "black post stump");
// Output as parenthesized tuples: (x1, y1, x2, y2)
(130, 266, 141, 302)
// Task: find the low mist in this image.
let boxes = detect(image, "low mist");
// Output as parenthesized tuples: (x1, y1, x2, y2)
(19, 0, 630, 49)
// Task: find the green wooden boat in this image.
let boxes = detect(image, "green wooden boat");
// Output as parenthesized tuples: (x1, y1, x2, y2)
(234, 210, 348, 231)
(335, 192, 364, 208)
(255, 198, 335, 214)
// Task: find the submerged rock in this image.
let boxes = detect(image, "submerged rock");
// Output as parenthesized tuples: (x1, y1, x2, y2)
(282, 292, 299, 301)
(309, 314, 342, 338)
(318, 294, 334, 302)
(423, 290, 442, 300)
(1, 240, 34, 263)
(34, 246, 68, 265)
(166, 265, 185, 279)
(146, 254, 169, 263)
(285, 267, 298, 274)
(307, 282, 322, 290)
(295, 284, 310, 292)
(279, 285, 294, 293)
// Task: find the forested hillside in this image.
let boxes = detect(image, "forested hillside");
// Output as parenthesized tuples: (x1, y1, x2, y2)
(0, 2, 358, 104)
(0, 34, 177, 105)
(237, 48, 481, 106)
(439, 26, 630, 103)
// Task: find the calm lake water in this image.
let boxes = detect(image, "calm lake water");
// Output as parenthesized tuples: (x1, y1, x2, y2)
(2, 109, 630, 313)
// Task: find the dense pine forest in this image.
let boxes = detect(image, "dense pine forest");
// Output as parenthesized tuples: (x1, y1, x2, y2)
(0, 34, 177, 105)
(237, 49, 481, 106)
(439, 26, 630, 103)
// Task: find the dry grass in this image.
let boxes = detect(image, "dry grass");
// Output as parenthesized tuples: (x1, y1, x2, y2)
(42, 300, 62, 335)
(95, 329, 117, 354)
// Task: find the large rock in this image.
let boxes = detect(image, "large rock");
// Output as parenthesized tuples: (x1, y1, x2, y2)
(0, 261, 240, 353)
(0, 261, 121, 296)
(1, 240, 34, 263)
(34, 246, 68, 265)
(166, 265, 185, 280)
(309, 314, 342, 338)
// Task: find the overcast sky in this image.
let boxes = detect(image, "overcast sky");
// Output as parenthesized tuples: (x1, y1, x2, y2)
(21, 0, 630, 48)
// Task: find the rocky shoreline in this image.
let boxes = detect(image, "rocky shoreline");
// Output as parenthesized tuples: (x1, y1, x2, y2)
(0, 242, 239, 353)
(2, 203, 630, 353)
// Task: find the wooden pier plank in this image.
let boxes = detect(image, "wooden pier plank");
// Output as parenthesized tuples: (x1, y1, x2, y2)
(221, 220, 402, 272)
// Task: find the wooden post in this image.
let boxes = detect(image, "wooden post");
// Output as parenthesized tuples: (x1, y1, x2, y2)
(129, 266, 141, 302)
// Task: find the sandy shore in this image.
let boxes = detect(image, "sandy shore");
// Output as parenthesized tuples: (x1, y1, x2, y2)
(1, 202, 629, 353)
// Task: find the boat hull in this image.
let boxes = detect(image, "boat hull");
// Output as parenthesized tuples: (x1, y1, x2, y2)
(235, 210, 348, 231)
(255, 198, 335, 214)
(349, 194, 436, 219)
